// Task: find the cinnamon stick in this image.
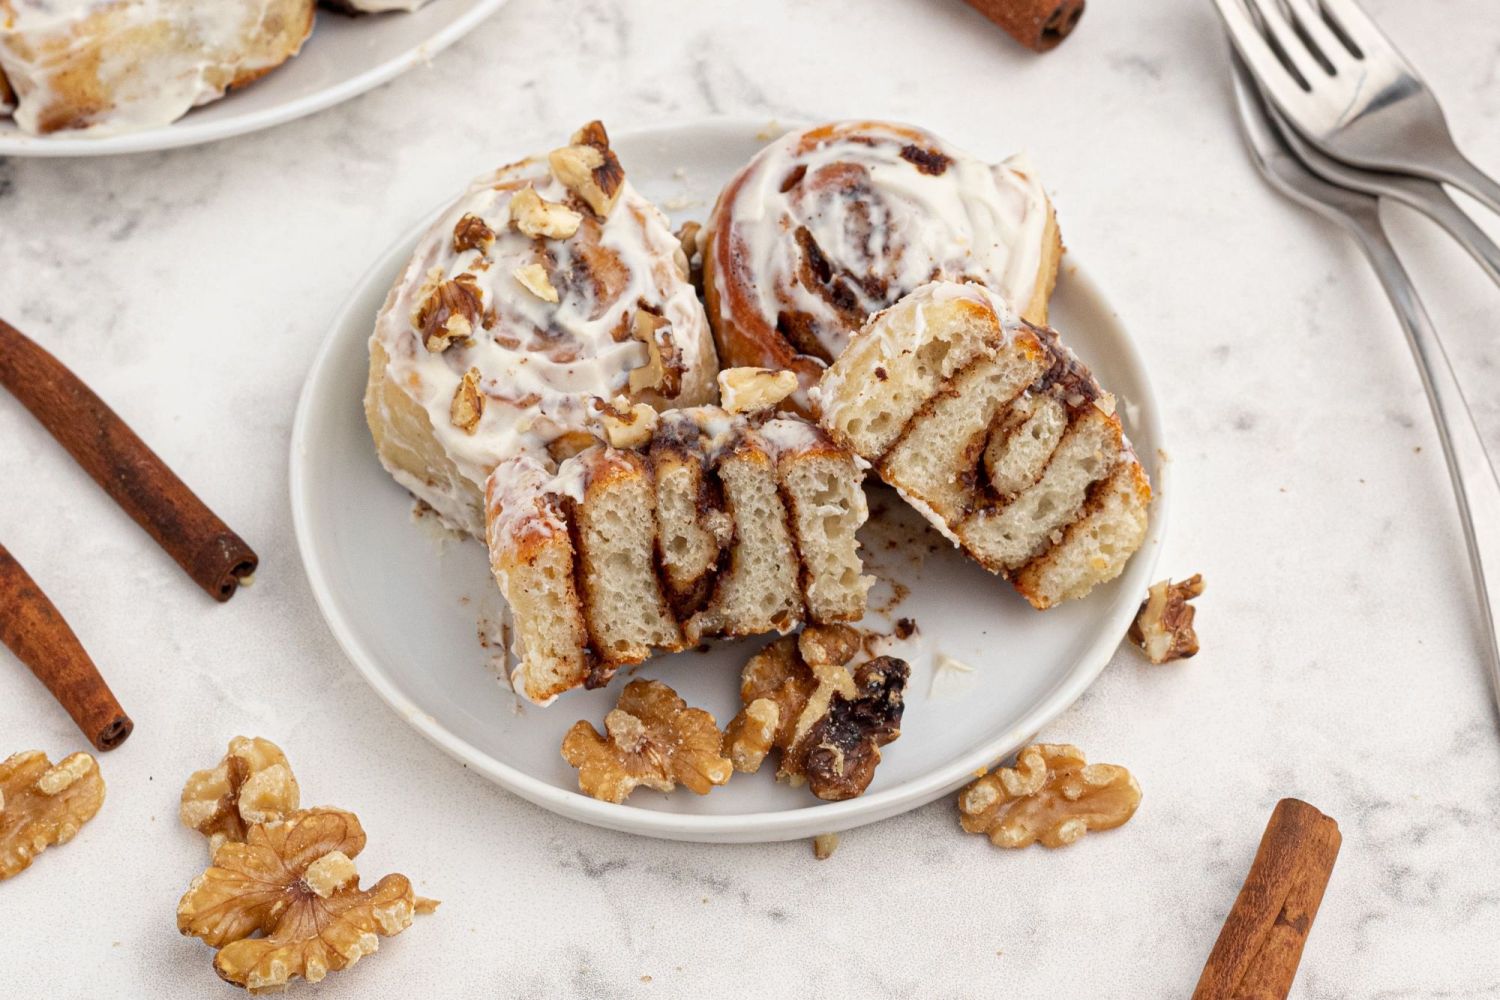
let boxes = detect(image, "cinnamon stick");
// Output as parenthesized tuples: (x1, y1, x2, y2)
(0, 544, 133, 751)
(964, 0, 1086, 52)
(1193, 799, 1341, 1000)
(0, 317, 257, 601)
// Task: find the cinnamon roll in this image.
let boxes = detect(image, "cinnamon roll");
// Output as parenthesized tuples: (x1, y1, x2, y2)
(0, 0, 316, 135)
(486, 370, 870, 706)
(817, 281, 1150, 609)
(365, 122, 720, 536)
(704, 121, 1063, 412)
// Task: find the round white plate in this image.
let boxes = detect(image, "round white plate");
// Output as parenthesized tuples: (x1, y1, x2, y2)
(0, 0, 508, 157)
(290, 118, 1170, 844)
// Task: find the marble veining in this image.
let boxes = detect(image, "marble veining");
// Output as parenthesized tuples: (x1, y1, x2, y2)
(2, 0, 1500, 997)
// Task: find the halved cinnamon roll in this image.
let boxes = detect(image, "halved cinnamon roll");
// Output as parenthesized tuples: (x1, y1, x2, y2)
(486, 372, 871, 705)
(365, 122, 720, 536)
(0, 0, 316, 135)
(817, 281, 1150, 609)
(704, 121, 1063, 412)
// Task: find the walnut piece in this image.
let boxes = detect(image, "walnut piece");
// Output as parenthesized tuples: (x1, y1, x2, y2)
(412, 271, 484, 352)
(178, 809, 429, 994)
(450, 367, 485, 434)
(1128, 574, 1204, 664)
(674, 220, 702, 282)
(561, 679, 732, 803)
(718, 367, 798, 414)
(628, 310, 683, 397)
(452, 213, 496, 254)
(723, 698, 779, 773)
(512, 261, 559, 303)
(597, 395, 658, 449)
(729, 626, 908, 800)
(180, 737, 300, 856)
(0, 750, 105, 881)
(812, 832, 840, 860)
(959, 744, 1141, 849)
(548, 121, 625, 218)
(510, 185, 582, 240)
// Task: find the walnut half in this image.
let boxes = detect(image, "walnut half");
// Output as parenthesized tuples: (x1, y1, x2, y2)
(0, 750, 106, 881)
(549, 121, 625, 218)
(729, 625, 909, 801)
(959, 744, 1141, 849)
(180, 736, 300, 856)
(178, 809, 427, 994)
(561, 680, 733, 803)
(1128, 575, 1204, 664)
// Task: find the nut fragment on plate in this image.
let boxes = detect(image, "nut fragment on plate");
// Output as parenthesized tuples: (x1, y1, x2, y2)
(178, 809, 431, 994)
(0, 750, 105, 881)
(724, 698, 779, 773)
(958, 744, 1141, 849)
(561, 679, 733, 803)
(1128, 574, 1204, 664)
(728, 625, 909, 801)
(812, 832, 840, 860)
(548, 120, 625, 218)
(181, 737, 300, 856)
(718, 366, 799, 414)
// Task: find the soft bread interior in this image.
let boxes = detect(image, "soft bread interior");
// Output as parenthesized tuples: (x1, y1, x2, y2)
(779, 451, 871, 622)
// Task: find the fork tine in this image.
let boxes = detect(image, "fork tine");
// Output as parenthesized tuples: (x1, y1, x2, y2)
(1240, 0, 1326, 83)
(1315, 0, 1403, 61)
(1211, 0, 1319, 121)
(1280, 0, 1358, 68)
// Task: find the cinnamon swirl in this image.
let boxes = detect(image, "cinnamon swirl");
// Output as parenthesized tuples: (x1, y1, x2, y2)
(365, 122, 720, 536)
(816, 281, 1150, 609)
(704, 121, 1063, 412)
(0, 0, 315, 135)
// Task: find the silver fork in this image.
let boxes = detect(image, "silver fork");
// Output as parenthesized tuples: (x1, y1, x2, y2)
(1214, 0, 1500, 215)
(1229, 54, 1500, 718)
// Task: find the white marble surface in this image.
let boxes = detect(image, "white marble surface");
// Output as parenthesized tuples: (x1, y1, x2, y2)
(3, 0, 1500, 996)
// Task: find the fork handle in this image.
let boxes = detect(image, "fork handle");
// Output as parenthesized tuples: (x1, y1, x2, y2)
(1384, 175, 1500, 289)
(1350, 217, 1500, 716)
(1426, 148, 1500, 219)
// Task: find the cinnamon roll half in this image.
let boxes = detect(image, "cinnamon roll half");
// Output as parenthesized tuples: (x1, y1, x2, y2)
(365, 122, 720, 536)
(817, 281, 1150, 609)
(704, 121, 1063, 412)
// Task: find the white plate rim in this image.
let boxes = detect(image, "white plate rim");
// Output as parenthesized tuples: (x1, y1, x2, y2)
(289, 117, 1171, 843)
(0, 0, 510, 158)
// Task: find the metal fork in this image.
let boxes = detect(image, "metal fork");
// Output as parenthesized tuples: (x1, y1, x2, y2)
(1229, 55, 1500, 718)
(1214, 0, 1500, 215)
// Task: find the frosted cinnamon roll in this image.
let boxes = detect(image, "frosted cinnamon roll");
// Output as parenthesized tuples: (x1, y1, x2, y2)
(0, 0, 315, 135)
(704, 120, 1062, 412)
(366, 122, 719, 536)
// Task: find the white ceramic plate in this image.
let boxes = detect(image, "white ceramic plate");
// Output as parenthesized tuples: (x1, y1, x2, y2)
(291, 118, 1170, 844)
(0, 0, 508, 157)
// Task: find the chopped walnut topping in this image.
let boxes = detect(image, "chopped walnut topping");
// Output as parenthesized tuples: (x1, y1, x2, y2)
(723, 698, 779, 773)
(732, 626, 908, 800)
(561, 679, 732, 803)
(450, 367, 485, 434)
(413, 271, 484, 352)
(812, 832, 840, 860)
(513, 261, 559, 303)
(452, 213, 496, 254)
(1128, 575, 1204, 664)
(959, 744, 1141, 849)
(178, 809, 428, 994)
(548, 121, 625, 218)
(627, 310, 683, 397)
(674, 220, 702, 282)
(718, 367, 799, 414)
(0, 750, 105, 881)
(180, 737, 300, 856)
(510, 185, 582, 240)
(597, 395, 659, 449)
